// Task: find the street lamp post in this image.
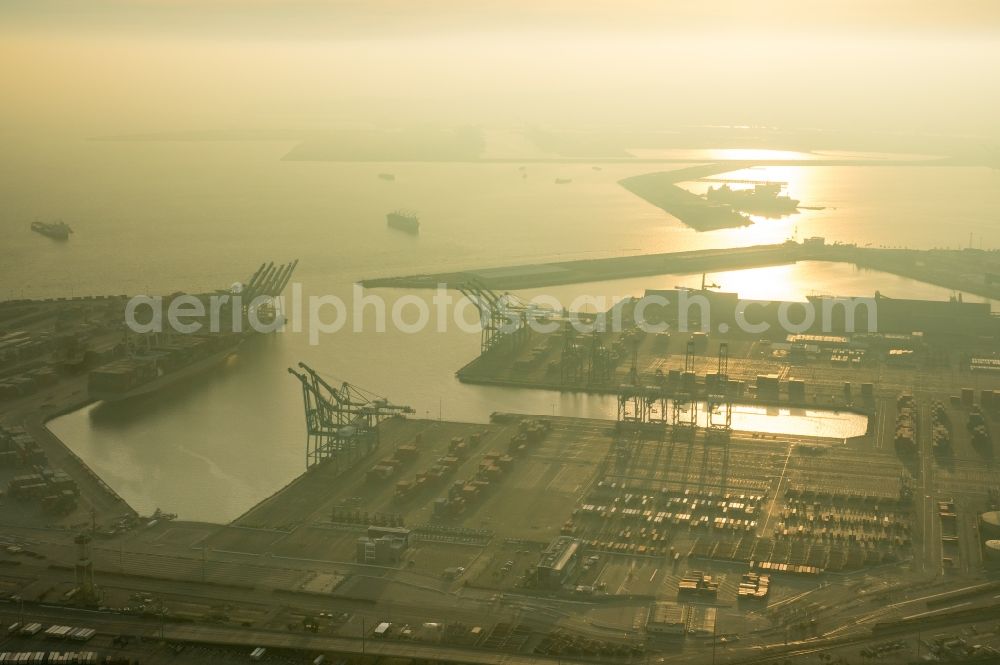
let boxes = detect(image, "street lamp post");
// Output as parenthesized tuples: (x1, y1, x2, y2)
(712, 614, 717, 665)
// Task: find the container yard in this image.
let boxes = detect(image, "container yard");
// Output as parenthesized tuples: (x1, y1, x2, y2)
(452, 284, 1000, 413)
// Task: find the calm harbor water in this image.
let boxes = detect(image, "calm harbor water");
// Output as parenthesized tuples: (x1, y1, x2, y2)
(2, 136, 997, 521)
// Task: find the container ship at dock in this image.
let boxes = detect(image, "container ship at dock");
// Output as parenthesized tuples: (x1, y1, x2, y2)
(87, 259, 297, 402)
(88, 334, 245, 402)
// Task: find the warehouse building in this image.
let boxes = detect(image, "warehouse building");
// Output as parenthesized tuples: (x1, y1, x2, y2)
(536, 536, 580, 589)
(645, 602, 688, 636)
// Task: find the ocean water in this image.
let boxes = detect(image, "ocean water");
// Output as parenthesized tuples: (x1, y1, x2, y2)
(3, 136, 997, 521)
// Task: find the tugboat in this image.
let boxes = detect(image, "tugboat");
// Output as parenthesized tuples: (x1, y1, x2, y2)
(31, 219, 73, 240)
(387, 210, 419, 234)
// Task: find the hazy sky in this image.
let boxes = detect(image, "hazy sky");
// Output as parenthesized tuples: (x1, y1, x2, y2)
(2, 1, 998, 140)
(4, 1, 1000, 38)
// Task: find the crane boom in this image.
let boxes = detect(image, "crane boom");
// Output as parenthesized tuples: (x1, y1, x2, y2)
(289, 363, 413, 469)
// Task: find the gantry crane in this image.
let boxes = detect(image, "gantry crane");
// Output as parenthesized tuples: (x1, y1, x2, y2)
(239, 259, 298, 304)
(289, 362, 414, 470)
(459, 278, 548, 356)
(706, 342, 733, 440)
(236, 259, 298, 321)
(195, 259, 298, 333)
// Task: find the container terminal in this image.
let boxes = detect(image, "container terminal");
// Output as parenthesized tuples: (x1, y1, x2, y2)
(0, 256, 1000, 664)
(705, 182, 800, 217)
